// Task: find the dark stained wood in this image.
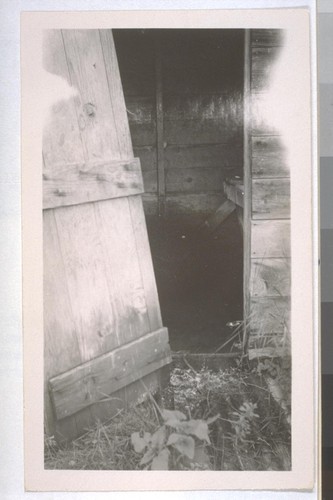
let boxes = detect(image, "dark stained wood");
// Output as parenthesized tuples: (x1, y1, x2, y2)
(252, 178, 290, 219)
(133, 146, 157, 171)
(164, 119, 242, 145)
(251, 220, 290, 258)
(49, 327, 171, 420)
(155, 35, 165, 216)
(250, 258, 291, 298)
(251, 136, 288, 177)
(43, 159, 144, 209)
(163, 93, 243, 123)
(166, 166, 225, 194)
(129, 122, 156, 147)
(113, 29, 156, 97)
(164, 143, 243, 171)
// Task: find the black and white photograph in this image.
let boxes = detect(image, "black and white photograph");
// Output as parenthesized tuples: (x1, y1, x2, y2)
(21, 7, 315, 492)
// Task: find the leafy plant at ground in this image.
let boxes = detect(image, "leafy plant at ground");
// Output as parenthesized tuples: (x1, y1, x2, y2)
(131, 408, 218, 470)
(44, 359, 291, 471)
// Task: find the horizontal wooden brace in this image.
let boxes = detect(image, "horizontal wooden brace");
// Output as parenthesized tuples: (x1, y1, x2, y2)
(43, 158, 144, 209)
(223, 180, 244, 208)
(49, 327, 171, 420)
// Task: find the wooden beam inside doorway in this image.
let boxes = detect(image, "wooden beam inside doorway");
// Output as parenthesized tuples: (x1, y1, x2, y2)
(155, 34, 166, 217)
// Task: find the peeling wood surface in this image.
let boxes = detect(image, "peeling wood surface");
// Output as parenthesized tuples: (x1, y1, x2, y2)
(49, 328, 171, 420)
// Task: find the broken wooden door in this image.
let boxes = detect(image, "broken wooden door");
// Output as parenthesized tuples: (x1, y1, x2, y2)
(43, 29, 171, 441)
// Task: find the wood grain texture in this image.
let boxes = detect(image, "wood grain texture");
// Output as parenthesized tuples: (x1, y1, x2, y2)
(42, 30, 85, 169)
(250, 258, 291, 298)
(43, 159, 144, 209)
(251, 136, 289, 178)
(95, 197, 151, 344)
(43, 30, 169, 439)
(49, 328, 171, 420)
(61, 30, 121, 161)
(128, 195, 163, 331)
(99, 29, 133, 158)
(43, 210, 82, 434)
(252, 178, 290, 219)
(251, 220, 290, 258)
(54, 203, 120, 361)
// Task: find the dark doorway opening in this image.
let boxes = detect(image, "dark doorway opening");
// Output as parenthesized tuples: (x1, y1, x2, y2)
(114, 28, 245, 353)
(146, 212, 243, 353)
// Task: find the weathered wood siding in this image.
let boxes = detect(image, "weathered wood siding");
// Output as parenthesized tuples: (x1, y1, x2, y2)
(245, 30, 290, 355)
(114, 30, 244, 216)
(43, 30, 171, 442)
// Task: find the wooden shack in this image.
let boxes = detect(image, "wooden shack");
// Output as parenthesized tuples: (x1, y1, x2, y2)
(43, 28, 290, 442)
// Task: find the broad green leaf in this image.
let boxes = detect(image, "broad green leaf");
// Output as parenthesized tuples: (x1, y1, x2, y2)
(151, 448, 170, 470)
(167, 433, 195, 459)
(131, 432, 151, 453)
(151, 426, 167, 452)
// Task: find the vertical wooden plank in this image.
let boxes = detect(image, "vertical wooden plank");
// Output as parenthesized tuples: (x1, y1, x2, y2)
(94, 197, 151, 344)
(99, 30, 133, 159)
(243, 29, 252, 353)
(155, 34, 165, 216)
(42, 30, 85, 169)
(43, 210, 81, 436)
(54, 203, 119, 362)
(61, 29, 121, 162)
(128, 195, 163, 331)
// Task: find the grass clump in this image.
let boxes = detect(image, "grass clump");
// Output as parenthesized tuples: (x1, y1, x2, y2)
(45, 358, 291, 471)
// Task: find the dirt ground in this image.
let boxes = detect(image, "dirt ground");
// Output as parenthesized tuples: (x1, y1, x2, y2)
(145, 211, 243, 353)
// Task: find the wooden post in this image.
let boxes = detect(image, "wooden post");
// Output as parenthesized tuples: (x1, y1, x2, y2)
(242, 29, 252, 354)
(155, 34, 166, 217)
